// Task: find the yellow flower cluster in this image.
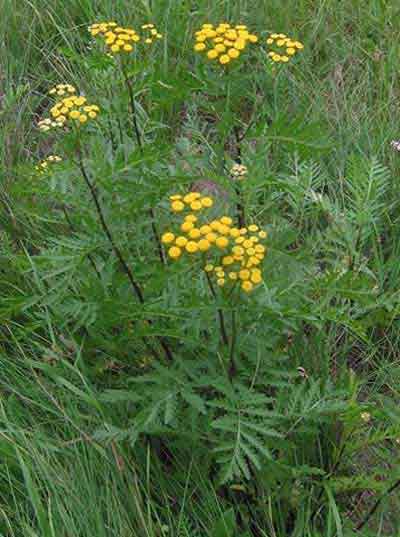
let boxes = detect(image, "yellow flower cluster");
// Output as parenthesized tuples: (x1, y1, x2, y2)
(39, 93, 100, 131)
(230, 163, 248, 179)
(204, 223, 266, 293)
(141, 23, 163, 44)
(48, 84, 76, 96)
(38, 118, 64, 131)
(89, 21, 140, 54)
(168, 191, 214, 214)
(88, 21, 118, 36)
(194, 23, 258, 65)
(35, 155, 62, 173)
(162, 193, 267, 293)
(266, 33, 304, 63)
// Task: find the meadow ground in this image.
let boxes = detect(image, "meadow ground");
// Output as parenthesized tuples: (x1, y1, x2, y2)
(1, 0, 400, 535)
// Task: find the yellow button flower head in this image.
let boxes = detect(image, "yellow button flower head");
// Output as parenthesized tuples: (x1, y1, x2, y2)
(206, 232, 217, 243)
(190, 200, 203, 211)
(176, 236, 188, 247)
(183, 192, 200, 203)
(189, 228, 201, 239)
(242, 281, 253, 293)
(171, 200, 185, 212)
(200, 224, 212, 235)
(198, 239, 211, 252)
(239, 269, 251, 281)
(161, 232, 175, 244)
(194, 22, 259, 67)
(222, 256, 234, 265)
(250, 269, 262, 284)
(216, 236, 229, 249)
(201, 197, 213, 208)
(181, 221, 194, 233)
(220, 216, 233, 226)
(185, 241, 199, 254)
(168, 246, 182, 259)
(266, 33, 304, 63)
(230, 228, 241, 238)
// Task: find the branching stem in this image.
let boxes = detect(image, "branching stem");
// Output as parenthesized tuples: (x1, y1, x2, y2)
(76, 140, 173, 362)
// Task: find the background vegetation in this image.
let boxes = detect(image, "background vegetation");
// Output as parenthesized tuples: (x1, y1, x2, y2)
(2, 0, 400, 535)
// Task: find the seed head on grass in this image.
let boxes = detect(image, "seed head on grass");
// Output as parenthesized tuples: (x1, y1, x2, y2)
(230, 163, 248, 179)
(391, 140, 400, 152)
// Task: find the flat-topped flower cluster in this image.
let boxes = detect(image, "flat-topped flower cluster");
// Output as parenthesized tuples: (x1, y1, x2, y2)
(162, 192, 267, 293)
(194, 23, 258, 65)
(88, 21, 162, 55)
(266, 33, 304, 63)
(38, 86, 100, 132)
(194, 22, 304, 67)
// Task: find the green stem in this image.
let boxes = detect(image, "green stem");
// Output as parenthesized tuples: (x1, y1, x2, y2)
(205, 272, 229, 346)
(354, 478, 400, 531)
(77, 143, 144, 303)
(76, 140, 173, 362)
(228, 309, 237, 379)
(233, 126, 246, 228)
(121, 65, 143, 152)
(121, 65, 166, 266)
